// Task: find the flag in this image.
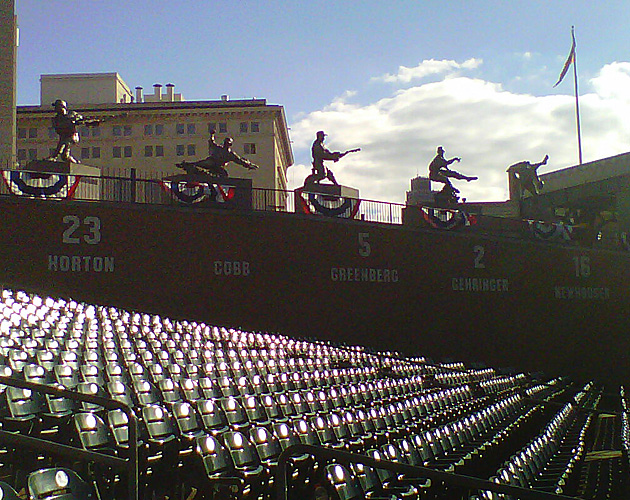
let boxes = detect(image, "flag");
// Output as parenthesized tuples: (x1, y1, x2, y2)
(554, 28, 576, 87)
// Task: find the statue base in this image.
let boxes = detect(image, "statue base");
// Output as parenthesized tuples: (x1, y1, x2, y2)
(160, 174, 253, 209)
(2, 160, 100, 200)
(299, 183, 359, 199)
(294, 184, 361, 218)
(26, 159, 100, 177)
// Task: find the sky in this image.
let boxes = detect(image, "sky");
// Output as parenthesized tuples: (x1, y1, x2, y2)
(13, 0, 630, 203)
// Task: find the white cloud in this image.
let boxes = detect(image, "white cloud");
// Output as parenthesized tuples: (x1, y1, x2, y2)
(288, 60, 630, 204)
(372, 58, 482, 84)
(590, 62, 630, 102)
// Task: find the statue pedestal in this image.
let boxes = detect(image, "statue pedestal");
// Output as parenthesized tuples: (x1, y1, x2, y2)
(21, 159, 100, 200)
(161, 174, 253, 209)
(295, 184, 361, 218)
(299, 183, 359, 199)
(26, 159, 100, 177)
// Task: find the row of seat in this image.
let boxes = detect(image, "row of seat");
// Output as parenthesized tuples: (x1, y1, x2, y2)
(0, 288, 615, 500)
(478, 383, 601, 499)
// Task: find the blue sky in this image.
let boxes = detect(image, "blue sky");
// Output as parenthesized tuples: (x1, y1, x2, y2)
(14, 1, 630, 202)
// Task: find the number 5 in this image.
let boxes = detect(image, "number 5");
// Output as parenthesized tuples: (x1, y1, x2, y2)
(358, 233, 371, 257)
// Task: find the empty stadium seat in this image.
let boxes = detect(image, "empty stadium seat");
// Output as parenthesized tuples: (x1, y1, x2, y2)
(27, 468, 93, 500)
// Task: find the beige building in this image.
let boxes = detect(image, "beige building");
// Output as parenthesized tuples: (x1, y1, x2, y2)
(0, 0, 17, 168)
(40, 72, 134, 106)
(16, 73, 294, 208)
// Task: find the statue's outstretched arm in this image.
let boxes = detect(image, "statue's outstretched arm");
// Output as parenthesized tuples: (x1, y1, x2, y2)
(231, 153, 258, 170)
(532, 154, 549, 170)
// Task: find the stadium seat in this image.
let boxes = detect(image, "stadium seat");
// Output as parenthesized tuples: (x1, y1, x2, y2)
(242, 394, 271, 427)
(158, 378, 183, 407)
(141, 404, 178, 449)
(198, 376, 223, 399)
(322, 464, 364, 500)
(248, 425, 283, 469)
(220, 396, 251, 431)
(222, 430, 267, 491)
(27, 468, 93, 500)
(132, 379, 162, 407)
(309, 415, 344, 450)
(195, 434, 243, 491)
(172, 401, 205, 441)
(197, 399, 231, 436)
(3, 386, 46, 434)
(76, 382, 108, 413)
(0, 481, 21, 500)
(80, 365, 105, 386)
(104, 363, 128, 384)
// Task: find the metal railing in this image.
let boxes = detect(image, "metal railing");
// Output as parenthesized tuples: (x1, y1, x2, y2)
(0, 375, 139, 500)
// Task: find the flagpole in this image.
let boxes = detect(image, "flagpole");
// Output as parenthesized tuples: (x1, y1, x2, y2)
(571, 27, 583, 165)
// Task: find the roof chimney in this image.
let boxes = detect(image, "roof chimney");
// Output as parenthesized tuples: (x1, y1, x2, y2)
(135, 86, 143, 103)
(221, 94, 229, 101)
(153, 83, 162, 101)
(165, 83, 175, 102)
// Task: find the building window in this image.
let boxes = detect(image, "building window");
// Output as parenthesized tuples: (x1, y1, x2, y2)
(113, 126, 122, 137)
(92, 127, 100, 137)
(240, 122, 248, 133)
(208, 123, 216, 134)
(155, 145, 164, 157)
(17, 128, 26, 139)
(80, 126, 90, 137)
(113, 146, 122, 158)
(144, 145, 153, 157)
(92, 147, 100, 158)
(187, 144, 196, 156)
(124, 146, 132, 157)
(144, 124, 153, 136)
(155, 124, 164, 135)
(187, 123, 196, 135)
(48, 127, 56, 139)
(49, 148, 56, 157)
(218, 122, 227, 133)
(28, 148, 38, 160)
(17, 149, 26, 161)
(81, 147, 90, 160)
(244, 143, 257, 155)
(251, 122, 260, 133)
(123, 126, 132, 136)
(176, 145, 185, 156)
(28, 128, 38, 139)
(176, 123, 185, 135)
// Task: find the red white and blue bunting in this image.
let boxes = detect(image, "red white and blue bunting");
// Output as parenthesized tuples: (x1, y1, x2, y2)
(1, 170, 82, 199)
(297, 189, 361, 219)
(159, 180, 235, 204)
(421, 207, 474, 230)
(528, 221, 573, 241)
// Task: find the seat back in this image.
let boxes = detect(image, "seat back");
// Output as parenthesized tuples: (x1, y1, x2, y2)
(27, 468, 92, 500)
(0, 481, 21, 500)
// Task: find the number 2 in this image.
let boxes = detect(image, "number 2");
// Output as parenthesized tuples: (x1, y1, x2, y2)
(62, 215, 81, 244)
(473, 245, 486, 269)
